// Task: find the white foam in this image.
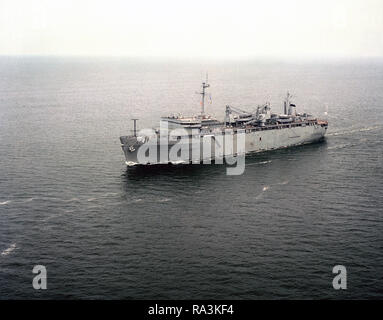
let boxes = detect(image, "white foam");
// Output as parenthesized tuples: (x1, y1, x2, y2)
(1, 243, 17, 256)
(359, 125, 381, 132)
(0, 200, 11, 205)
(258, 160, 272, 165)
(246, 160, 272, 167)
(256, 186, 270, 200)
(170, 160, 186, 165)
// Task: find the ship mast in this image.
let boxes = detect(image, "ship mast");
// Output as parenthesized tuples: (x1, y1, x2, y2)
(198, 73, 210, 118)
(131, 118, 138, 136)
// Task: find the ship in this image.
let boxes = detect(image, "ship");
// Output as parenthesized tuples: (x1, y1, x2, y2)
(120, 79, 328, 166)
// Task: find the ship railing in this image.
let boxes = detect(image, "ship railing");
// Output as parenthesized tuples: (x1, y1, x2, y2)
(240, 120, 321, 133)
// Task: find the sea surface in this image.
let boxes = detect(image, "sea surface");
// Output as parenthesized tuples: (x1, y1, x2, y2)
(0, 56, 382, 299)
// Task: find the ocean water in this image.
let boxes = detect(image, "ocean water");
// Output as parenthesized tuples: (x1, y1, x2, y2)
(0, 56, 382, 299)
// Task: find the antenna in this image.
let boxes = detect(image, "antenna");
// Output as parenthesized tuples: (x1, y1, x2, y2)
(131, 118, 138, 137)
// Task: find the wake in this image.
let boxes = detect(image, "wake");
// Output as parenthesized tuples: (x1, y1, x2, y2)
(327, 125, 382, 137)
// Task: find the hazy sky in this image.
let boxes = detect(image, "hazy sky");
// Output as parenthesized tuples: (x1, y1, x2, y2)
(0, 0, 382, 58)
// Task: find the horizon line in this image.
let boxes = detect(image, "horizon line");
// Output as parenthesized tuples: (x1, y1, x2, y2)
(1, 53, 383, 61)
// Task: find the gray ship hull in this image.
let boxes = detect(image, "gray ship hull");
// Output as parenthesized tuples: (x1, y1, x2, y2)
(120, 123, 327, 166)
